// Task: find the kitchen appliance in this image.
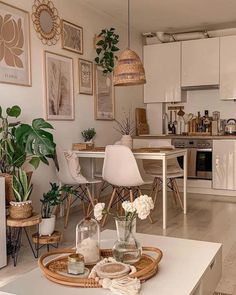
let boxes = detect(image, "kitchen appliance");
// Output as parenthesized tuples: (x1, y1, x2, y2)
(172, 139, 212, 180)
(225, 119, 236, 134)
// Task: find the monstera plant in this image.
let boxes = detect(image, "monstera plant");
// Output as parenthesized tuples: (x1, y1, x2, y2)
(0, 105, 56, 204)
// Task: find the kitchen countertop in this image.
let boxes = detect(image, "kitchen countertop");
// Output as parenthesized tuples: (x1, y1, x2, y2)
(133, 134, 236, 140)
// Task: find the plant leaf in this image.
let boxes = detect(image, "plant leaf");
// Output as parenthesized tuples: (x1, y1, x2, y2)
(29, 157, 40, 169)
(96, 40, 104, 46)
(96, 48, 102, 55)
(111, 46, 119, 52)
(6, 105, 21, 118)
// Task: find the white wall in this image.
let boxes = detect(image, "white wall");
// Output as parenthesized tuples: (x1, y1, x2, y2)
(0, 0, 144, 210)
(147, 89, 236, 133)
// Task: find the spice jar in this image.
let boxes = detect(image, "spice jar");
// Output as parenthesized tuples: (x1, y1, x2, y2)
(76, 217, 100, 265)
(67, 253, 85, 275)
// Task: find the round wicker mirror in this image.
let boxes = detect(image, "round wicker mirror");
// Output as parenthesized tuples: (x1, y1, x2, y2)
(32, 0, 61, 45)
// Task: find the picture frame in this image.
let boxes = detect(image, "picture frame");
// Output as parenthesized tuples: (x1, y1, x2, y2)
(78, 58, 93, 95)
(44, 51, 74, 121)
(94, 66, 115, 120)
(61, 19, 83, 54)
(0, 1, 31, 86)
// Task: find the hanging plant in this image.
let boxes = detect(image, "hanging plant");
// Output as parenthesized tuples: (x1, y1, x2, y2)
(94, 28, 120, 74)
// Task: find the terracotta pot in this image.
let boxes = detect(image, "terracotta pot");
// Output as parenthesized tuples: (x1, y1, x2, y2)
(39, 215, 56, 236)
(9, 200, 33, 219)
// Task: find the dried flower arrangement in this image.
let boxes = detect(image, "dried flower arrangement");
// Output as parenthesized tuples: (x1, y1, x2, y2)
(114, 110, 135, 135)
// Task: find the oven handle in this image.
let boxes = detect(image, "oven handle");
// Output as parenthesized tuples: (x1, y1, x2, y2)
(196, 148, 212, 152)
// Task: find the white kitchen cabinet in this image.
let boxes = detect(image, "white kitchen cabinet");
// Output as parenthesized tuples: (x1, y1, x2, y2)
(181, 38, 220, 88)
(0, 177, 6, 269)
(144, 42, 182, 103)
(220, 35, 236, 100)
(213, 140, 236, 190)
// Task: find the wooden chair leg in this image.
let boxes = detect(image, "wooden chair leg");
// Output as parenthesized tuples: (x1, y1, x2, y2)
(97, 180, 105, 202)
(129, 189, 134, 202)
(153, 178, 160, 206)
(102, 188, 117, 227)
(170, 179, 178, 206)
(172, 179, 184, 210)
(64, 194, 72, 228)
(86, 185, 95, 217)
(119, 188, 125, 216)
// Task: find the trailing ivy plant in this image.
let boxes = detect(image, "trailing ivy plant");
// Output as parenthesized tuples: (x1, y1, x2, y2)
(94, 28, 120, 74)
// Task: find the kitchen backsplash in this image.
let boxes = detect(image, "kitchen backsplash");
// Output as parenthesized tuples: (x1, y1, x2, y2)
(147, 89, 236, 134)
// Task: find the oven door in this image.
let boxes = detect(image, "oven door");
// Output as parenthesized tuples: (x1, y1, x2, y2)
(196, 149, 212, 180)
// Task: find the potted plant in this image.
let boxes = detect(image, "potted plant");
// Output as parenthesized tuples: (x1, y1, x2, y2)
(114, 110, 135, 149)
(81, 128, 96, 143)
(39, 183, 73, 236)
(9, 168, 33, 219)
(0, 105, 56, 204)
(94, 28, 120, 74)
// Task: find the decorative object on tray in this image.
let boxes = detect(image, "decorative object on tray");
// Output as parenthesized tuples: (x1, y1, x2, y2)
(0, 105, 56, 204)
(81, 127, 96, 143)
(94, 28, 119, 74)
(44, 51, 74, 121)
(61, 20, 83, 54)
(0, 1, 31, 86)
(76, 217, 100, 265)
(38, 246, 163, 288)
(78, 59, 93, 95)
(114, 110, 135, 149)
(32, 0, 61, 45)
(39, 183, 74, 236)
(68, 253, 85, 275)
(95, 66, 114, 120)
(94, 195, 154, 264)
(9, 168, 33, 219)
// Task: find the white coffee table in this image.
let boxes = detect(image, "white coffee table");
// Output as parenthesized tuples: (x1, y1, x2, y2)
(0, 230, 222, 295)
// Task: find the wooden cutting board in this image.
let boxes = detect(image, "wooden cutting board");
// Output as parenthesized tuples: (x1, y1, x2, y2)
(135, 108, 149, 135)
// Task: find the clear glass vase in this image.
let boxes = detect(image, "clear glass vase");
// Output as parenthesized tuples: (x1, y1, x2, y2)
(112, 217, 142, 264)
(76, 217, 100, 265)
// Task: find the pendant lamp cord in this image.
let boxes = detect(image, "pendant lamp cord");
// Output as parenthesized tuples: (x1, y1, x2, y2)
(128, 0, 130, 48)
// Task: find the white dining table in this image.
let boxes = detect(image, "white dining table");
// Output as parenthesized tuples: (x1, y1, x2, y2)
(74, 148, 188, 229)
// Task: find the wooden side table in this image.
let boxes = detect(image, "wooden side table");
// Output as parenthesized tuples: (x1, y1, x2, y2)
(7, 213, 41, 266)
(32, 231, 62, 256)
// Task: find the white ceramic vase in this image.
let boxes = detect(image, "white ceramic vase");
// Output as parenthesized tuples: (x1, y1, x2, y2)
(121, 135, 133, 149)
(39, 215, 56, 236)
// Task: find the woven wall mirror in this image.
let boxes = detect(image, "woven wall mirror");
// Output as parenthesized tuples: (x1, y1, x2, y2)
(32, 0, 61, 45)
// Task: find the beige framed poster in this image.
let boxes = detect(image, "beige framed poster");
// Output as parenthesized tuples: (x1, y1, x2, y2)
(61, 19, 83, 54)
(44, 51, 74, 121)
(95, 66, 115, 120)
(0, 1, 31, 86)
(78, 58, 93, 95)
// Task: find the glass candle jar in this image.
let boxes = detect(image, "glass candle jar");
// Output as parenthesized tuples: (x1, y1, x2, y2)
(67, 253, 84, 275)
(76, 217, 100, 265)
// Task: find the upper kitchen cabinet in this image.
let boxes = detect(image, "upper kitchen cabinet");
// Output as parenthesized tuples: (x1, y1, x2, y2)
(144, 42, 182, 103)
(181, 38, 220, 88)
(220, 35, 236, 100)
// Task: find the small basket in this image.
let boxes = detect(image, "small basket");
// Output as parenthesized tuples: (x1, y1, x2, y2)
(9, 201, 33, 219)
(38, 247, 163, 288)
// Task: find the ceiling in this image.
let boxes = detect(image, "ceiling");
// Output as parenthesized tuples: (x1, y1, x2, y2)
(80, 0, 236, 33)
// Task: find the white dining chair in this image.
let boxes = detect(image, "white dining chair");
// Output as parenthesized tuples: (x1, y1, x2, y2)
(142, 146, 184, 210)
(56, 147, 101, 228)
(101, 145, 153, 226)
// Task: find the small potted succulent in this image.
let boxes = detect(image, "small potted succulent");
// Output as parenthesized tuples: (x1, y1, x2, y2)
(9, 168, 33, 219)
(39, 183, 74, 236)
(81, 128, 96, 143)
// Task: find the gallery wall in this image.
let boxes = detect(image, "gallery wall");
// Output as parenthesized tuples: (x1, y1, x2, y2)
(0, 0, 144, 210)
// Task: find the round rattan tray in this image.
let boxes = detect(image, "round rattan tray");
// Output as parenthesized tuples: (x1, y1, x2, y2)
(38, 247, 163, 288)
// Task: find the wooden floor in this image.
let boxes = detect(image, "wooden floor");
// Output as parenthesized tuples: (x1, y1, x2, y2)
(1, 192, 236, 294)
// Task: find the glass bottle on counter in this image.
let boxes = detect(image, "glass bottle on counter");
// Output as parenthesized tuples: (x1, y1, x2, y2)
(76, 217, 100, 265)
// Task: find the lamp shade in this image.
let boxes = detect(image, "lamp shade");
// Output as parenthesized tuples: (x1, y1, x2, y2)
(113, 48, 146, 86)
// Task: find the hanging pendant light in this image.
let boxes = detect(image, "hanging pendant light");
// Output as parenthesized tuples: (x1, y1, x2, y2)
(113, 0, 146, 86)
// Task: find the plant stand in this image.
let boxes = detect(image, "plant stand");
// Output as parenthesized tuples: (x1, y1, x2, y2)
(32, 231, 62, 257)
(7, 213, 41, 266)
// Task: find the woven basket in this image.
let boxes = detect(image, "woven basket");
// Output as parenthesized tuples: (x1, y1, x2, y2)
(9, 200, 33, 219)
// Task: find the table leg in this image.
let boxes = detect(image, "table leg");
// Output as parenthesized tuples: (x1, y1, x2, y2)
(183, 151, 187, 214)
(162, 156, 167, 229)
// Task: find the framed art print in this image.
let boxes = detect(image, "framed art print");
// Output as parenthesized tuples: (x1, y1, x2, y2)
(95, 66, 115, 120)
(44, 51, 74, 121)
(0, 1, 31, 86)
(61, 19, 83, 54)
(78, 58, 93, 95)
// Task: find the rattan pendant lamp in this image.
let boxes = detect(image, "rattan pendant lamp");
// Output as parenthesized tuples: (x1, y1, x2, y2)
(113, 0, 146, 86)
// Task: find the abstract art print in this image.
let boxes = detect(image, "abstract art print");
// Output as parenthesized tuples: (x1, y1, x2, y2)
(78, 58, 93, 95)
(0, 1, 31, 86)
(95, 66, 114, 120)
(61, 20, 83, 54)
(44, 51, 74, 121)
